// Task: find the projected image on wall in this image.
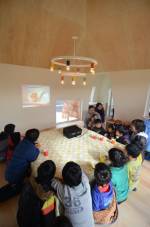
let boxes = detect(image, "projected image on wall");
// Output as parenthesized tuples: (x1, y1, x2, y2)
(22, 85, 50, 108)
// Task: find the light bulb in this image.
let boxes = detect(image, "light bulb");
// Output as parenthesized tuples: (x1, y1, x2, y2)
(66, 65, 70, 71)
(90, 68, 95, 74)
(83, 78, 86, 86)
(61, 76, 64, 85)
(72, 77, 76, 86)
(50, 65, 54, 72)
(83, 81, 86, 86)
(66, 60, 70, 71)
(58, 69, 62, 74)
(90, 62, 95, 74)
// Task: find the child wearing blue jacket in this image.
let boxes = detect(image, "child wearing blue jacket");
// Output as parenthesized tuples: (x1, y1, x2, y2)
(91, 163, 118, 224)
(0, 128, 40, 202)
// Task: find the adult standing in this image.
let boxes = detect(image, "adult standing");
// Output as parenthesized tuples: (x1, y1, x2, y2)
(95, 103, 105, 124)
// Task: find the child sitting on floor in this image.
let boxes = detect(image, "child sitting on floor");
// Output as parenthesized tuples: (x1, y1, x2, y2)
(108, 148, 129, 204)
(85, 105, 100, 129)
(17, 160, 56, 227)
(0, 132, 8, 161)
(115, 125, 130, 145)
(106, 124, 115, 140)
(130, 119, 148, 159)
(4, 124, 21, 161)
(87, 114, 100, 130)
(91, 163, 118, 225)
(0, 124, 21, 162)
(92, 119, 106, 136)
(0, 129, 40, 202)
(51, 161, 94, 227)
(126, 143, 142, 191)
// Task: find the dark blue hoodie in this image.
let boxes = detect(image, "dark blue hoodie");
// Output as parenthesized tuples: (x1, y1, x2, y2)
(5, 139, 39, 184)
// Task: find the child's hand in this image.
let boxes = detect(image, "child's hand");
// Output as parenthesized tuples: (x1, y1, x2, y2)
(35, 143, 41, 148)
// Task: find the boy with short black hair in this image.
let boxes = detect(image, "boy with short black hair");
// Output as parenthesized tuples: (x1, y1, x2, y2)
(131, 119, 148, 150)
(17, 160, 56, 227)
(4, 123, 15, 134)
(0, 123, 21, 161)
(91, 163, 118, 224)
(92, 119, 106, 136)
(126, 143, 142, 191)
(5, 128, 40, 185)
(51, 161, 94, 227)
(108, 148, 129, 203)
(0, 128, 40, 202)
(106, 124, 115, 140)
(115, 125, 130, 145)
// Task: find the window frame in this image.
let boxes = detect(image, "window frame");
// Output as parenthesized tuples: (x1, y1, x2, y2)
(144, 86, 150, 118)
(56, 100, 82, 125)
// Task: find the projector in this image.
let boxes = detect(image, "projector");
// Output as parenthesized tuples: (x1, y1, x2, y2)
(63, 125, 82, 139)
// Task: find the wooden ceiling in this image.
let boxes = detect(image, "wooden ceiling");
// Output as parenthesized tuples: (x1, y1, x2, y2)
(0, 0, 150, 71)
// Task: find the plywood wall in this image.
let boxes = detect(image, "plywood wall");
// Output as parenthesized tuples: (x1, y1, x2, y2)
(0, 0, 150, 71)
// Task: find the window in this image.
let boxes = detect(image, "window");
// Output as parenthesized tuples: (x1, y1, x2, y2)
(144, 86, 150, 117)
(22, 85, 50, 108)
(106, 88, 114, 119)
(89, 86, 96, 105)
(56, 100, 82, 124)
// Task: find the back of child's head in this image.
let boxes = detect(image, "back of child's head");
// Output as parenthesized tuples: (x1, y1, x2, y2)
(11, 132, 21, 147)
(25, 128, 40, 143)
(116, 125, 127, 136)
(62, 161, 82, 187)
(4, 124, 15, 135)
(94, 162, 111, 186)
(109, 148, 127, 167)
(126, 143, 141, 159)
(0, 131, 8, 140)
(131, 119, 145, 133)
(132, 136, 146, 151)
(36, 160, 56, 192)
(54, 216, 73, 227)
(94, 119, 102, 127)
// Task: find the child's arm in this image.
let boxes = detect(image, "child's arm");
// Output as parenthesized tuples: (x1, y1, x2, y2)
(91, 188, 99, 211)
(51, 178, 64, 203)
(81, 171, 90, 186)
(27, 146, 40, 162)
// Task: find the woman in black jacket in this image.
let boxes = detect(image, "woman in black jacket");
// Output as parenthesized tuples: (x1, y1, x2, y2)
(95, 103, 105, 124)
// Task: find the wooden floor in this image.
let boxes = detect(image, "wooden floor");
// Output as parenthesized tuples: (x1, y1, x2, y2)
(0, 161, 150, 227)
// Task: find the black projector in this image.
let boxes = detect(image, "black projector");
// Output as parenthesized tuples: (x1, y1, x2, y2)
(63, 125, 82, 139)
